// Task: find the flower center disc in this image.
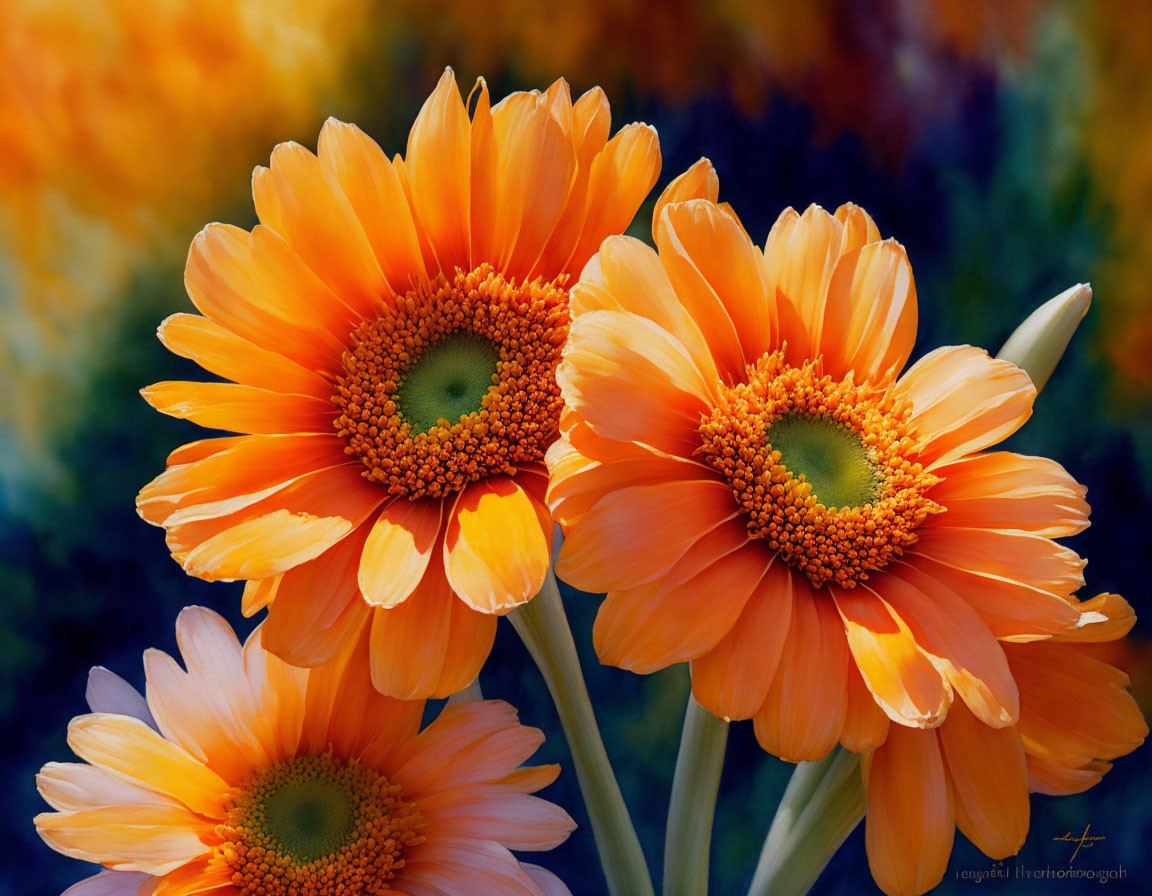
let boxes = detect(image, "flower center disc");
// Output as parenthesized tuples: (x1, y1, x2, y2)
(764, 412, 878, 510)
(332, 264, 569, 500)
(698, 351, 940, 589)
(219, 754, 423, 896)
(394, 333, 501, 432)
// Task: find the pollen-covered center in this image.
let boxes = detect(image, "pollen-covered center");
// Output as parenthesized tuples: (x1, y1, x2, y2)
(698, 350, 941, 589)
(218, 754, 424, 896)
(332, 264, 569, 500)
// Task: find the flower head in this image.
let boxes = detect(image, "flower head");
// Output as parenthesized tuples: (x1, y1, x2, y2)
(862, 593, 1146, 896)
(549, 163, 1104, 760)
(138, 69, 661, 698)
(36, 607, 575, 896)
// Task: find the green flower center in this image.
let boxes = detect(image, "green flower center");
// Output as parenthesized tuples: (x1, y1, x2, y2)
(697, 350, 940, 589)
(766, 412, 878, 510)
(262, 774, 356, 863)
(219, 754, 424, 896)
(394, 333, 501, 432)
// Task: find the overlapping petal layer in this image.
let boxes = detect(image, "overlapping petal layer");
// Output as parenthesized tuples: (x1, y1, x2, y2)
(861, 596, 1145, 896)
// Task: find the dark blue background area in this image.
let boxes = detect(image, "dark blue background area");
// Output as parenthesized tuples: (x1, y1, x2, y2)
(2, 72, 1149, 896)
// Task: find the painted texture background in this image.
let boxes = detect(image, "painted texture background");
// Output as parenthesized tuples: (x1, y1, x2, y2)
(2, 1, 1150, 893)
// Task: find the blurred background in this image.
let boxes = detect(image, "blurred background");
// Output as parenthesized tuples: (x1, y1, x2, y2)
(2, 0, 1150, 893)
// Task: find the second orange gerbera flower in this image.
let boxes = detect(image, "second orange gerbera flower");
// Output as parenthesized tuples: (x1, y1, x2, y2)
(549, 165, 1103, 759)
(138, 69, 660, 698)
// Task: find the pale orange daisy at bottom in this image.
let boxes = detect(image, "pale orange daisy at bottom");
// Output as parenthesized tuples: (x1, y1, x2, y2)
(35, 607, 574, 896)
(863, 593, 1146, 896)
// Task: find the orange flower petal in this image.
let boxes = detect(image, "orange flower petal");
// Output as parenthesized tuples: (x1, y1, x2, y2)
(168, 464, 384, 581)
(392, 701, 544, 796)
(566, 121, 660, 276)
(157, 313, 329, 398)
(368, 549, 496, 700)
(368, 582, 452, 701)
(764, 204, 845, 365)
(594, 540, 768, 674)
(863, 725, 954, 896)
(840, 660, 891, 752)
(656, 198, 775, 371)
(546, 437, 712, 530)
(402, 838, 545, 896)
(819, 239, 916, 386)
(557, 309, 715, 457)
(913, 526, 1085, 605)
(253, 140, 387, 318)
(652, 158, 720, 235)
(753, 593, 850, 761)
(359, 499, 444, 609)
(1049, 593, 1136, 643)
(405, 68, 472, 273)
(240, 576, 278, 617)
(896, 345, 1036, 467)
(834, 587, 951, 728)
(1006, 642, 1147, 768)
(38, 763, 182, 812)
(148, 856, 235, 896)
(299, 625, 423, 763)
(263, 522, 373, 666)
(183, 223, 351, 372)
(489, 91, 577, 279)
(556, 479, 740, 593)
(533, 85, 609, 277)
(907, 552, 1082, 641)
(34, 805, 211, 876)
(468, 78, 499, 266)
(655, 201, 753, 379)
(141, 381, 334, 435)
(417, 789, 575, 851)
(939, 701, 1030, 859)
(928, 451, 1089, 537)
(66, 715, 229, 819)
(572, 235, 718, 383)
(690, 559, 793, 720)
(316, 118, 428, 292)
(434, 593, 499, 697)
(879, 563, 1017, 727)
(443, 478, 550, 614)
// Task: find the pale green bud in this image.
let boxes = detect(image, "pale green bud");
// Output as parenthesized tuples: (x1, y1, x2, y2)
(996, 283, 1092, 392)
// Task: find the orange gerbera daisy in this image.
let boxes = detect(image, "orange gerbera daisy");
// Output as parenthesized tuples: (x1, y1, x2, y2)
(138, 69, 660, 698)
(35, 607, 575, 896)
(549, 162, 1103, 760)
(863, 593, 1146, 896)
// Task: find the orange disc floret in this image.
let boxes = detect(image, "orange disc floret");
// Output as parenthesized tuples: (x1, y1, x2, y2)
(698, 350, 940, 589)
(332, 264, 570, 500)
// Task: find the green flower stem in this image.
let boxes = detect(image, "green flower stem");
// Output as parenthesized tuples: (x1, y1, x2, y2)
(663, 695, 728, 896)
(746, 747, 865, 896)
(508, 570, 655, 896)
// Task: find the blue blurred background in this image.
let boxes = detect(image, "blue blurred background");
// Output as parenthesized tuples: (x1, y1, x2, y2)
(2, 1, 1150, 893)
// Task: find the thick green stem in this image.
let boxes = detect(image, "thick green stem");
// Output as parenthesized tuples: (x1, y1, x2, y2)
(747, 747, 865, 896)
(663, 695, 728, 896)
(508, 571, 655, 896)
